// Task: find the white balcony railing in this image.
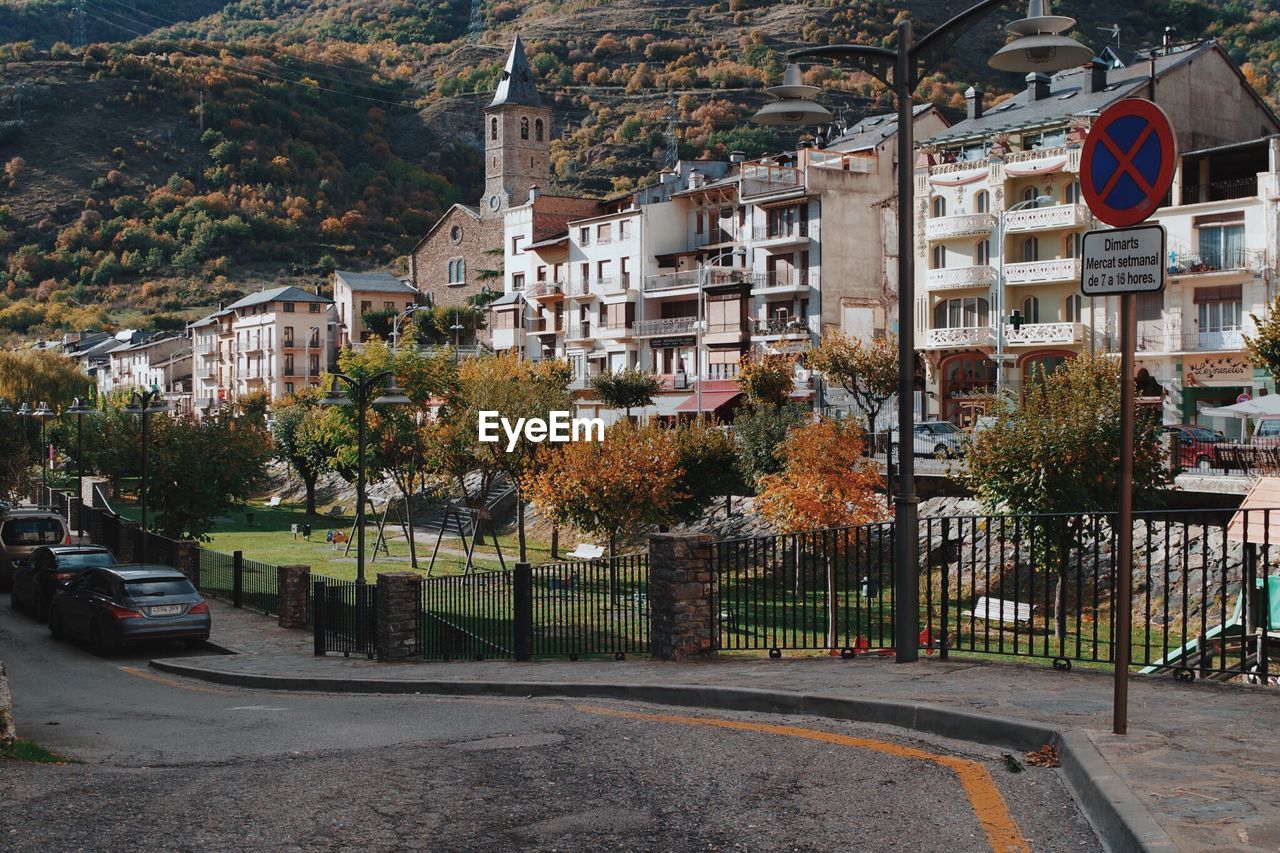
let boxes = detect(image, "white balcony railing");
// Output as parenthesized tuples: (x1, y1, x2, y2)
(1003, 322, 1084, 346)
(752, 269, 816, 292)
(925, 326, 995, 349)
(752, 225, 812, 243)
(926, 265, 997, 291)
(642, 267, 746, 292)
(634, 317, 698, 337)
(566, 281, 594, 298)
(1004, 203, 1091, 233)
(925, 212, 997, 241)
(1002, 258, 1082, 285)
(565, 322, 593, 340)
(595, 323, 635, 338)
(530, 281, 565, 299)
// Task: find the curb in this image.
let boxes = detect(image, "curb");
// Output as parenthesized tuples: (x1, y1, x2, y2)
(149, 658, 1174, 852)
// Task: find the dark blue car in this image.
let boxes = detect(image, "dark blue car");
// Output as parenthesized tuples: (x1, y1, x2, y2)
(10, 544, 117, 621)
(49, 565, 211, 654)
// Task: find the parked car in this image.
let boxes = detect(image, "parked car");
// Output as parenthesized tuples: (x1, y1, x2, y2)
(10, 544, 117, 620)
(0, 509, 70, 589)
(48, 565, 210, 654)
(891, 421, 968, 459)
(1162, 424, 1226, 470)
(1252, 415, 1280, 447)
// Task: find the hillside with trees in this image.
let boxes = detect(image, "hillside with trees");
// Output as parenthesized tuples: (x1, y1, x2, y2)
(0, 0, 1277, 336)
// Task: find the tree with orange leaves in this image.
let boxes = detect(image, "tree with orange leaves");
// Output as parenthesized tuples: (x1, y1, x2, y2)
(757, 418, 887, 532)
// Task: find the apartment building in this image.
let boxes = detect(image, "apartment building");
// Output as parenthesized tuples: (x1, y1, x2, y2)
(97, 334, 190, 401)
(914, 42, 1280, 425)
(190, 286, 333, 408)
(332, 270, 420, 348)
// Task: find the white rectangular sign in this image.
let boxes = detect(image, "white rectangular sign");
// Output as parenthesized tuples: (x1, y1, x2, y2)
(1081, 225, 1166, 296)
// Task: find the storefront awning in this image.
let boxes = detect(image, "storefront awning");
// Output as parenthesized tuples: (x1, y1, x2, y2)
(675, 389, 742, 413)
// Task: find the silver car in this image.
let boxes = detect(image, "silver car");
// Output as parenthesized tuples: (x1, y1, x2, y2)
(892, 421, 967, 458)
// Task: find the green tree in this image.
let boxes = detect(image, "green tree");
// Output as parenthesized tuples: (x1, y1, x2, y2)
(590, 368, 661, 419)
(671, 420, 742, 521)
(733, 403, 807, 491)
(737, 353, 796, 409)
(961, 354, 1175, 641)
(808, 332, 898, 442)
(271, 387, 329, 516)
(0, 349, 91, 410)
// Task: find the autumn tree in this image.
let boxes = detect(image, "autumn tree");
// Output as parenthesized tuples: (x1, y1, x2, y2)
(590, 368, 661, 419)
(757, 420, 886, 532)
(530, 421, 685, 560)
(1246, 292, 1280, 380)
(732, 402, 808, 490)
(271, 387, 329, 516)
(0, 348, 91, 410)
(736, 352, 796, 408)
(808, 332, 898, 441)
(962, 354, 1175, 641)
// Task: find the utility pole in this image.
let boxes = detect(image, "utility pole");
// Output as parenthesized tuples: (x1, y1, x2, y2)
(74, 0, 86, 50)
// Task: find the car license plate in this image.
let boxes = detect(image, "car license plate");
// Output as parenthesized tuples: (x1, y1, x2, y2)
(148, 604, 184, 617)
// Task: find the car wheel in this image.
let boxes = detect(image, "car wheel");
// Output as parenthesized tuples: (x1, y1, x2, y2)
(89, 621, 116, 656)
(48, 610, 66, 641)
(1196, 456, 1213, 471)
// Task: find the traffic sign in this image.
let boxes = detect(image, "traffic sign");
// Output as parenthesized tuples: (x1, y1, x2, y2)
(1080, 99, 1177, 228)
(1238, 393, 1253, 405)
(1081, 225, 1166, 295)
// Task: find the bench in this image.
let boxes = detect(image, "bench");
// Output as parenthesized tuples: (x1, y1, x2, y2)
(567, 543, 605, 560)
(266, 495, 282, 508)
(965, 596, 1032, 625)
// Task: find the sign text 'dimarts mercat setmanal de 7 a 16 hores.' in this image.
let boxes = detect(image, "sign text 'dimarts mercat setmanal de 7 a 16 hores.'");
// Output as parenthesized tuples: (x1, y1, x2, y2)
(1080, 224, 1166, 296)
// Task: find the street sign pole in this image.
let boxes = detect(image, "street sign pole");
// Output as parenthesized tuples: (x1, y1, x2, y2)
(1115, 293, 1136, 735)
(1078, 97, 1178, 737)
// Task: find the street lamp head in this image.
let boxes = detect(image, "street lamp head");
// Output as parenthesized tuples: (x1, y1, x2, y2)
(0, 399, 11, 415)
(372, 376, 412, 407)
(319, 376, 351, 407)
(450, 322, 465, 332)
(67, 397, 94, 416)
(990, 0, 1095, 73)
(751, 63, 833, 127)
(16, 402, 31, 416)
(33, 401, 53, 418)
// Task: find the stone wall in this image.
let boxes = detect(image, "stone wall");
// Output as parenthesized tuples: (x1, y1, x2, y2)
(376, 572, 421, 662)
(0, 660, 13, 745)
(277, 565, 311, 629)
(649, 533, 715, 661)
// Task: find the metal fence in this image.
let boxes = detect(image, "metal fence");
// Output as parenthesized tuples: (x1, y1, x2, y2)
(420, 571, 513, 660)
(312, 577, 377, 658)
(530, 554, 649, 659)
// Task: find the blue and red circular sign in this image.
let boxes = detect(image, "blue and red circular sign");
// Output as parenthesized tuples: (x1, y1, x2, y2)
(1080, 99, 1177, 228)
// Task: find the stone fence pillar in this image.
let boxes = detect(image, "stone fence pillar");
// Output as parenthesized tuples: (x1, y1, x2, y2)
(117, 522, 140, 563)
(649, 533, 715, 661)
(376, 572, 422, 662)
(172, 540, 199, 580)
(277, 565, 311, 629)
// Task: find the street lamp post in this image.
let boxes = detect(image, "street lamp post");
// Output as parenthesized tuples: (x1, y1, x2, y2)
(30, 402, 53, 494)
(124, 388, 171, 564)
(759, 0, 1092, 662)
(66, 397, 95, 543)
(995, 195, 1055, 392)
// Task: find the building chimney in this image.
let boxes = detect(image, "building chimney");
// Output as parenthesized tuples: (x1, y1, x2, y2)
(1163, 26, 1176, 53)
(728, 150, 746, 164)
(528, 183, 540, 202)
(689, 169, 703, 188)
(1088, 58, 1108, 94)
(965, 86, 984, 120)
(1026, 72, 1051, 102)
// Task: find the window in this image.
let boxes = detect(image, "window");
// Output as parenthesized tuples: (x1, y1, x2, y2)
(597, 260, 612, 284)
(535, 118, 544, 141)
(309, 354, 320, 376)
(597, 223, 611, 243)
(283, 326, 294, 345)
(1022, 236, 1039, 262)
(933, 297, 989, 328)
(707, 294, 740, 333)
(285, 382, 295, 395)
(309, 303, 321, 314)
(309, 328, 320, 347)
(579, 227, 590, 245)
(283, 302, 295, 313)
(975, 190, 989, 214)
(618, 220, 631, 239)
(536, 266, 547, 282)
(1022, 186, 1043, 203)
(1197, 294, 1242, 332)
(1021, 296, 1040, 324)
(512, 236, 524, 255)
(975, 239, 991, 266)
(448, 259, 466, 285)
(1065, 180, 1081, 204)
(360, 300, 372, 314)
(766, 206, 801, 238)
(620, 257, 630, 287)
(1065, 294, 1082, 323)
(1065, 232, 1082, 258)
(695, 212, 704, 235)
(931, 245, 947, 270)
(284, 354, 295, 375)
(1198, 223, 1246, 270)
(513, 273, 525, 290)
(1, 517, 64, 545)
(384, 301, 395, 311)
(932, 196, 947, 218)
(520, 116, 529, 139)
(491, 118, 498, 140)
(1024, 355, 1069, 384)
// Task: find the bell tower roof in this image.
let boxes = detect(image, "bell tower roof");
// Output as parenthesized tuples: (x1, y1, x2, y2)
(488, 35, 542, 109)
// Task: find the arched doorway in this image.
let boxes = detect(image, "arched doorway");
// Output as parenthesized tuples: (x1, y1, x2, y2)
(940, 352, 997, 424)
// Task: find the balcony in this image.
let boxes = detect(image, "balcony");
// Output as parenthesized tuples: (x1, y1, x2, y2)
(924, 326, 995, 350)
(598, 275, 636, 296)
(643, 267, 746, 293)
(1003, 258, 1082, 286)
(926, 265, 997, 292)
(1168, 243, 1264, 277)
(634, 317, 697, 337)
(1181, 177, 1257, 205)
(1004, 203, 1091, 233)
(752, 225, 812, 249)
(752, 317, 810, 338)
(1191, 328, 1244, 352)
(532, 318, 562, 335)
(530, 281, 565, 301)
(925, 212, 997, 242)
(565, 322, 593, 342)
(566, 281, 596, 299)
(741, 163, 803, 198)
(752, 269, 815, 295)
(1004, 322, 1084, 346)
(595, 323, 635, 340)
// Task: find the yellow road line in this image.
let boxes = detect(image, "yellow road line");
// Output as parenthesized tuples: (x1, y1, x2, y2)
(574, 703, 1030, 853)
(118, 666, 232, 695)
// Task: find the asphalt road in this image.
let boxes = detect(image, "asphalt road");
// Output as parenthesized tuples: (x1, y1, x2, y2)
(1, 604, 1101, 852)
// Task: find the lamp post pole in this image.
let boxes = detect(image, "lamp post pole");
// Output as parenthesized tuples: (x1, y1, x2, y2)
(125, 388, 168, 564)
(776, 0, 1093, 662)
(67, 397, 94, 544)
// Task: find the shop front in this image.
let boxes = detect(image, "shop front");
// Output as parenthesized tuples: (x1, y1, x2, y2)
(939, 352, 997, 426)
(1181, 353, 1253, 440)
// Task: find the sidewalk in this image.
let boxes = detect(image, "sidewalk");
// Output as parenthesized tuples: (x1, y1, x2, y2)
(173, 601, 1279, 852)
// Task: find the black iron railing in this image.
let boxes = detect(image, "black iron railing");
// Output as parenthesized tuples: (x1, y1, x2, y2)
(419, 571, 513, 660)
(312, 577, 377, 658)
(530, 554, 649, 659)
